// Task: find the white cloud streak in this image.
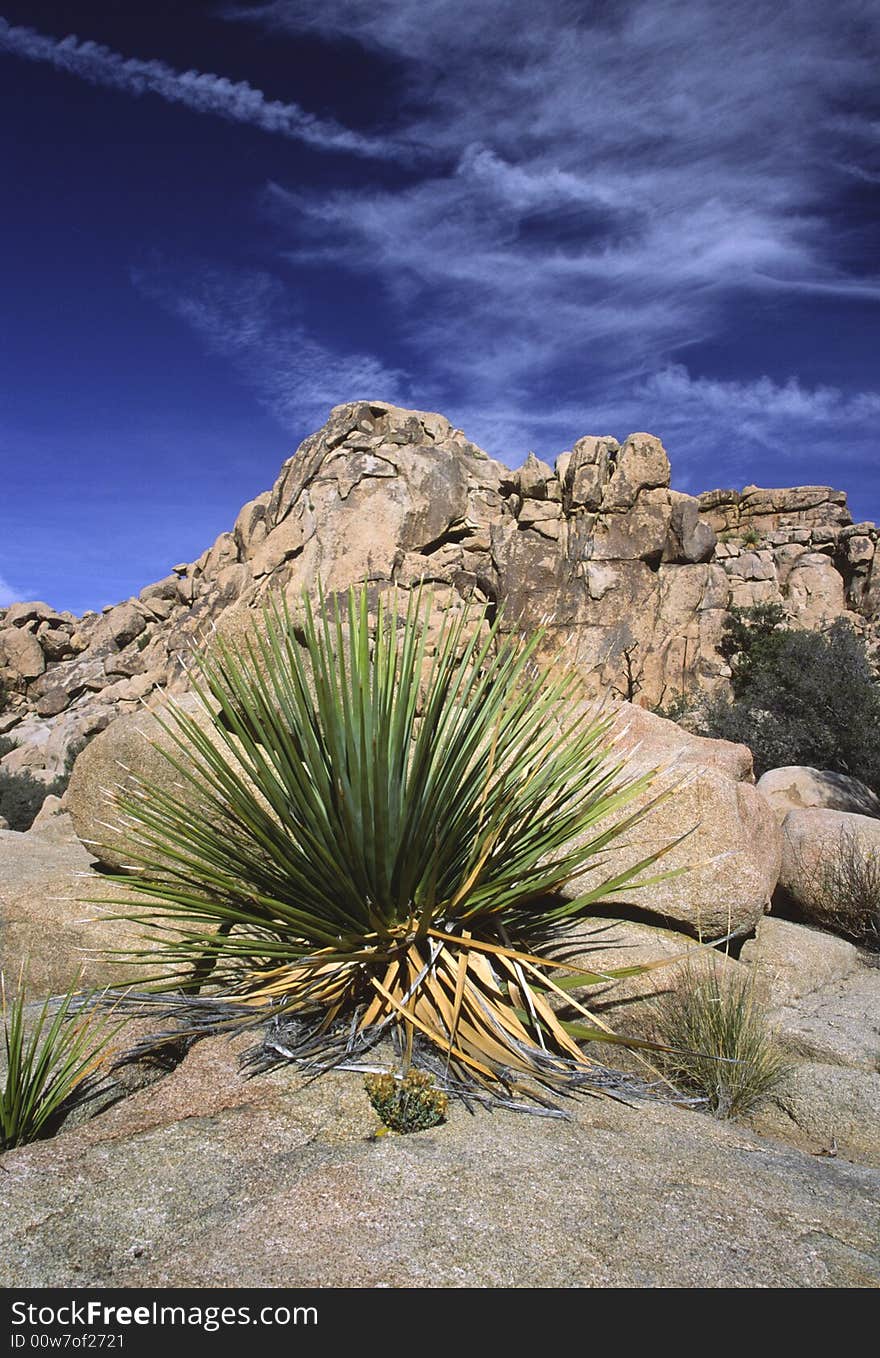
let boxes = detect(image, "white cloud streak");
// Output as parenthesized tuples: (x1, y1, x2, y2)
(640, 367, 880, 426)
(0, 16, 402, 160)
(440, 366, 880, 480)
(568, 365, 880, 495)
(132, 265, 408, 434)
(237, 0, 880, 474)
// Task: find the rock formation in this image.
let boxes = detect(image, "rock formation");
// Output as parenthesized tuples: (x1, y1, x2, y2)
(3, 400, 880, 1263)
(1, 400, 877, 788)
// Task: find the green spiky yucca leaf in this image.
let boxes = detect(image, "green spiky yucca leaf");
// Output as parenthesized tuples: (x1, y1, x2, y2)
(1, 973, 121, 1150)
(97, 584, 687, 1108)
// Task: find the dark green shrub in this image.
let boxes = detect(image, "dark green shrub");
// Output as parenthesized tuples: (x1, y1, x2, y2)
(689, 609, 880, 790)
(717, 603, 787, 685)
(0, 738, 84, 831)
(0, 768, 66, 831)
(0, 737, 85, 831)
(651, 693, 699, 725)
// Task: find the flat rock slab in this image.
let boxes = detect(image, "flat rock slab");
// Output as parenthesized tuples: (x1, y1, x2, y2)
(2, 1047, 878, 1288)
(770, 968, 880, 1073)
(750, 1062, 880, 1168)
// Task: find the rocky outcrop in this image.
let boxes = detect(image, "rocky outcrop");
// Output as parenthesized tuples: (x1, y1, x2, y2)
(5, 401, 880, 1277)
(0, 828, 155, 992)
(550, 703, 780, 941)
(552, 917, 755, 1035)
(65, 693, 223, 872)
(754, 1062, 880, 1169)
(560, 762, 781, 939)
(701, 485, 877, 625)
(740, 917, 863, 1006)
(1, 400, 878, 793)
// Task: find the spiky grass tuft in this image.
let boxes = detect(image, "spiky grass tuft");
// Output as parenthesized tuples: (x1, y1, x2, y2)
(651, 961, 789, 1119)
(1, 974, 122, 1150)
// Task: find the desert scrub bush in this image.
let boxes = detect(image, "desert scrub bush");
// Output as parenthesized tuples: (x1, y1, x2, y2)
(0, 975, 121, 1150)
(650, 692, 698, 725)
(684, 608, 880, 790)
(97, 584, 681, 1112)
(0, 767, 67, 832)
(0, 739, 84, 831)
(801, 829, 880, 951)
(651, 962, 789, 1119)
(364, 1068, 448, 1133)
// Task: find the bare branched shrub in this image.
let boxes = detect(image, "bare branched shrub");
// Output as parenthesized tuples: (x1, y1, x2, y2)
(804, 829, 880, 952)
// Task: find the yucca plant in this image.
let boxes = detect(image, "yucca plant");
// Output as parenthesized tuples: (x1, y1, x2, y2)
(1, 973, 121, 1150)
(98, 584, 684, 1110)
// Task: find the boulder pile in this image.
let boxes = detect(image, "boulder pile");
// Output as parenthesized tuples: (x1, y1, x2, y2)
(2, 402, 877, 789)
(1, 401, 878, 1286)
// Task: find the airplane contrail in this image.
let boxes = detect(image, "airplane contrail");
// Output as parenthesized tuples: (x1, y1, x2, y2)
(0, 16, 402, 160)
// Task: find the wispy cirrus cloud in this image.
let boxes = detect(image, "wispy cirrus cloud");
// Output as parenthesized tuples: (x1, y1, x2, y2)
(0, 15, 402, 160)
(132, 264, 408, 434)
(440, 365, 880, 483)
(241, 1, 880, 455)
(574, 366, 880, 495)
(639, 367, 880, 428)
(29, 0, 874, 493)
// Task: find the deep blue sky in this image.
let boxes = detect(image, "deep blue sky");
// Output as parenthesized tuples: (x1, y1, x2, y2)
(1, 0, 878, 614)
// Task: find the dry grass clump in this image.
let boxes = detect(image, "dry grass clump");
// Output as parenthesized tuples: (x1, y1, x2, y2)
(652, 961, 789, 1119)
(805, 829, 880, 952)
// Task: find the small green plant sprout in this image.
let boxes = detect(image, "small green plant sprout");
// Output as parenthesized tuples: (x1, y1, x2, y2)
(0, 973, 122, 1151)
(651, 961, 789, 1119)
(740, 524, 761, 548)
(364, 1068, 449, 1134)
